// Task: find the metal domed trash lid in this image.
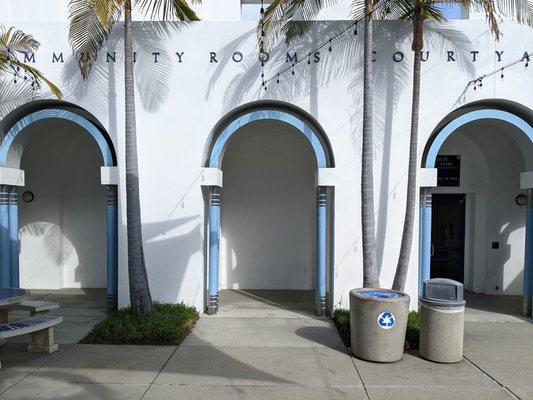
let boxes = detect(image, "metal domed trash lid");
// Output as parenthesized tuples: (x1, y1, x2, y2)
(349, 288, 410, 363)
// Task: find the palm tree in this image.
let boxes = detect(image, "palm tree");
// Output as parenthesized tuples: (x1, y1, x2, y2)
(391, 0, 533, 292)
(0, 27, 62, 100)
(361, 0, 380, 288)
(263, 0, 381, 288)
(68, 0, 199, 315)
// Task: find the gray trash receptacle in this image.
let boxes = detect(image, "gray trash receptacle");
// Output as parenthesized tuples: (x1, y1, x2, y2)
(350, 289, 410, 362)
(419, 279, 465, 363)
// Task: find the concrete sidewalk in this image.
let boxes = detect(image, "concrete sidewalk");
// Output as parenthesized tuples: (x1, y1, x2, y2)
(0, 290, 531, 399)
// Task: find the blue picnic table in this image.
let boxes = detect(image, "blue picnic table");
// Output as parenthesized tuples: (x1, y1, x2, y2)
(0, 288, 28, 307)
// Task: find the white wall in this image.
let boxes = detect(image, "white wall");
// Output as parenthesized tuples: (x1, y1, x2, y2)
(220, 119, 317, 290)
(0, 18, 530, 311)
(19, 119, 107, 289)
(434, 120, 529, 295)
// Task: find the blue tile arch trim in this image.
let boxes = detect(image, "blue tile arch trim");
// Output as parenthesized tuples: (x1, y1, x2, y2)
(0, 109, 115, 167)
(420, 108, 533, 310)
(208, 110, 329, 168)
(424, 109, 533, 168)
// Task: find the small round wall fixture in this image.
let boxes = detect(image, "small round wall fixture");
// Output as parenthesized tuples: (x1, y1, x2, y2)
(22, 191, 34, 203)
(515, 193, 528, 206)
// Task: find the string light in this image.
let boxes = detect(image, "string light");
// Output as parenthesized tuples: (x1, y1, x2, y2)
(467, 52, 532, 93)
(3, 61, 42, 92)
(257, 0, 394, 91)
(259, 0, 266, 90)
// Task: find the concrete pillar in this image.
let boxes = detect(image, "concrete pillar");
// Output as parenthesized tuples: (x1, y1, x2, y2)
(0, 185, 10, 287)
(523, 189, 533, 316)
(208, 186, 221, 315)
(419, 188, 432, 297)
(106, 185, 118, 312)
(316, 187, 327, 316)
(9, 187, 19, 288)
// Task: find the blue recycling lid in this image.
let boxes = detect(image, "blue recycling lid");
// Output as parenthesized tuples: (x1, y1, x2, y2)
(359, 290, 405, 299)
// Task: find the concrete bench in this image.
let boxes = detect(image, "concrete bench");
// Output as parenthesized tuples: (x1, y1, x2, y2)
(0, 316, 63, 353)
(0, 300, 60, 317)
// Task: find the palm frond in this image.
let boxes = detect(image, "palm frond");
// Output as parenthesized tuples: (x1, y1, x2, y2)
(0, 27, 40, 54)
(0, 26, 62, 99)
(68, 0, 123, 78)
(0, 78, 38, 119)
(262, 0, 341, 50)
(491, 0, 533, 26)
(5, 59, 62, 99)
(465, 0, 533, 40)
(134, 0, 200, 20)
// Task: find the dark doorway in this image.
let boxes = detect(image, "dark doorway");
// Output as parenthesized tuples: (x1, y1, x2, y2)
(431, 194, 466, 283)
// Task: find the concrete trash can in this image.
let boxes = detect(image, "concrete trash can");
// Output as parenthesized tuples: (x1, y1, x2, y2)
(419, 278, 466, 363)
(349, 288, 410, 362)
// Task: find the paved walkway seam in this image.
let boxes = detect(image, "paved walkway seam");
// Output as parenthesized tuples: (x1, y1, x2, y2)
(139, 345, 179, 400)
(463, 355, 522, 400)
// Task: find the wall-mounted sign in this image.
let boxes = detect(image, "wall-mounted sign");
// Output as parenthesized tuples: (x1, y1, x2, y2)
(436, 155, 460, 187)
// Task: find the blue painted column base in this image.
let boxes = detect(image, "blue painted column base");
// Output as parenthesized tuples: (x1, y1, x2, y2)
(9, 187, 19, 288)
(208, 187, 221, 315)
(523, 189, 533, 316)
(316, 187, 327, 317)
(0, 185, 11, 288)
(419, 188, 432, 298)
(106, 186, 118, 313)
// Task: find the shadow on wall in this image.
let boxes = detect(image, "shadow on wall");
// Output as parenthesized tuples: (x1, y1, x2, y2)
(18, 122, 107, 289)
(219, 120, 317, 290)
(206, 20, 474, 278)
(61, 22, 183, 141)
(0, 23, 182, 121)
(141, 215, 203, 303)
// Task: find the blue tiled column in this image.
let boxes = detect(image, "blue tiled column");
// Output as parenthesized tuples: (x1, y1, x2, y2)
(316, 187, 327, 316)
(0, 185, 10, 287)
(106, 185, 118, 312)
(208, 187, 221, 315)
(9, 187, 19, 288)
(419, 188, 432, 297)
(524, 189, 533, 316)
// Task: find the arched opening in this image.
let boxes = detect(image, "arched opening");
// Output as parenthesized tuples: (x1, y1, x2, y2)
(221, 119, 317, 298)
(0, 105, 118, 313)
(420, 102, 533, 316)
(204, 101, 335, 316)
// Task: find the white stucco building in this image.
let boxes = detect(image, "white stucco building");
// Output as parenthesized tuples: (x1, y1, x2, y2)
(0, 0, 532, 316)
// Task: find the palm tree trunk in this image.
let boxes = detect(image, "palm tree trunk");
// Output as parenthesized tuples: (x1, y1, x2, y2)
(361, 0, 379, 288)
(392, 14, 423, 292)
(124, 0, 153, 315)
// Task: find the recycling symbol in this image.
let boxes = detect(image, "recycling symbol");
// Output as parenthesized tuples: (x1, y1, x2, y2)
(377, 311, 395, 330)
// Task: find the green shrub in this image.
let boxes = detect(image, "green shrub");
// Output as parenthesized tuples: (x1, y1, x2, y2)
(333, 308, 350, 327)
(333, 308, 351, 346)
(406, 310, 420, 349)
(81, 302, 199, 345)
